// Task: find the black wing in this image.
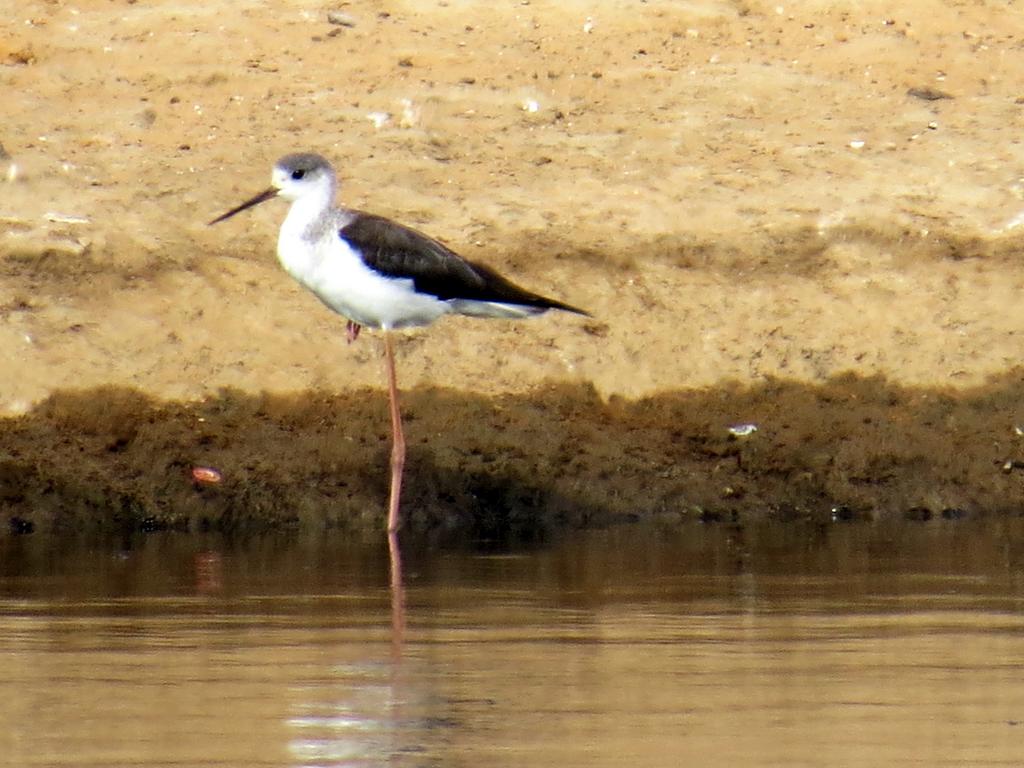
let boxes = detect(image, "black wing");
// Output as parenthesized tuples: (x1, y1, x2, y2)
(339, 213, 587, 314)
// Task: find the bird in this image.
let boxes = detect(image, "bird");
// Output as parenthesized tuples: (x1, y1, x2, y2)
(209, 152, 587, 533)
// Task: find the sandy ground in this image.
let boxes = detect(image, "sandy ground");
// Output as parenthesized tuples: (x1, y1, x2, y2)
(3, 0, 1024, 536)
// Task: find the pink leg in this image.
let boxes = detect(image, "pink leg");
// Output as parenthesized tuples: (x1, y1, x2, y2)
(384, 332, 405, 534)
(346, 320, 362, 344)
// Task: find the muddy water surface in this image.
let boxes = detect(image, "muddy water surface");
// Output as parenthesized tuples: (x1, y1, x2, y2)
(1, 520, 1023, 767)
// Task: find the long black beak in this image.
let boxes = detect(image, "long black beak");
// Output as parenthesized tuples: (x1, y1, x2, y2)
(208, 187, 279, 225)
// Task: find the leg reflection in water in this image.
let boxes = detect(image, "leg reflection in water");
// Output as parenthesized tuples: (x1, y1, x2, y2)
(388, 530, 405, 657)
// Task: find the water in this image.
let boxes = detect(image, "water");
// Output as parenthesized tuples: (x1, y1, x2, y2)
(1, 519, 1023, 767)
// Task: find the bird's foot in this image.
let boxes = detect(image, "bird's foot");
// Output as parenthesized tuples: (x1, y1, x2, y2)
(346, 320, 362, 344)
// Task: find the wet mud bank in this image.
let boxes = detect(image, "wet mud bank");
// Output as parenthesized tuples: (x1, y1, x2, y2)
(3, 371, 1024, 539)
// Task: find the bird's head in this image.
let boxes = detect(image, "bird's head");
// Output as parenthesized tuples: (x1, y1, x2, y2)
(209, 152, 335, 225)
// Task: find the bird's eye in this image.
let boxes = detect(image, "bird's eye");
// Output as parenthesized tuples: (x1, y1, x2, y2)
(291, 169, 306, 180)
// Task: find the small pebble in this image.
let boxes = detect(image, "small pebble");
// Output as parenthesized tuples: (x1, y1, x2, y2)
(906, 86, 953, 101)
(191, 466, 223, 485)
(398, 98, 419, 128)
(727, 423, 758, 437)
(44, 212, 90, 225)
(326, 10, 356, 27)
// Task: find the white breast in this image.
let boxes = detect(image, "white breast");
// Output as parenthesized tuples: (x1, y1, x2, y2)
(276, 206, 450, 330)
